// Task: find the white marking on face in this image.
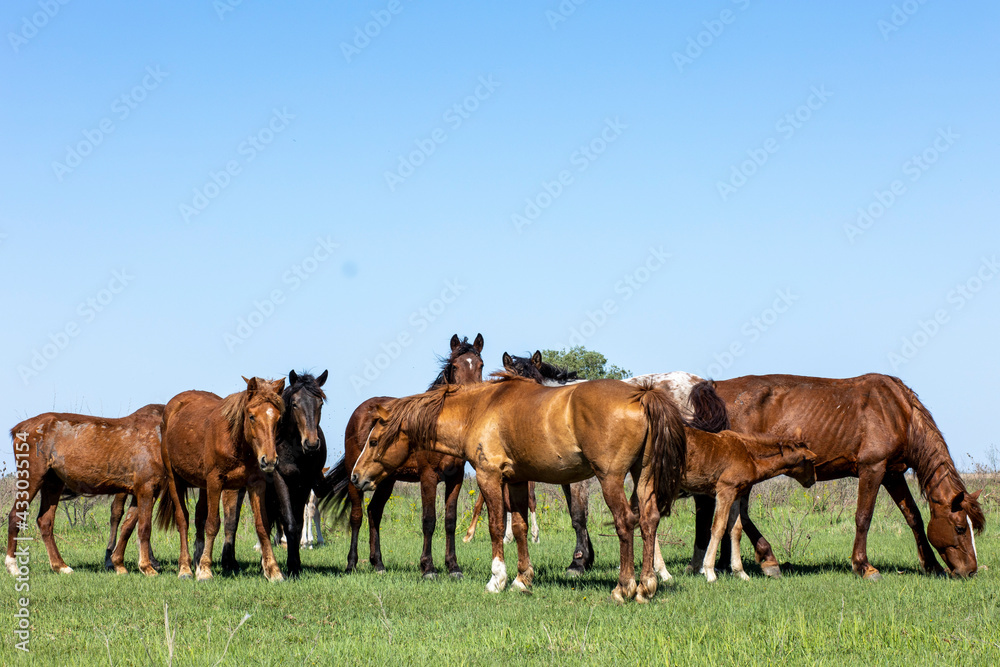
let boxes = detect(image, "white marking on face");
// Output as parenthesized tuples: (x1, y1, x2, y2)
(968, 516, 978, 563)
(266, 407, 277, 420)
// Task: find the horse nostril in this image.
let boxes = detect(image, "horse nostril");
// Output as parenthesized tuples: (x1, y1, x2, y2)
(351, 473, 359, 485)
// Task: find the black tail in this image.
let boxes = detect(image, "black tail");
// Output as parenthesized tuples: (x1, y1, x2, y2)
(686, 380, 730, 433)
(315, 456, 351, 523)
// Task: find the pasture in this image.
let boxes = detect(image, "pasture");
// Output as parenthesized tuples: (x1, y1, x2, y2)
(3, 474, 998, 665)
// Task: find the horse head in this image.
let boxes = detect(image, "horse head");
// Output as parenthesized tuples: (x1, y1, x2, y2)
(784, 441, 817, 488)
(351, 401, 411, 491)
(286, 369, 328, 452)
(437, 333, 484, 386)
(240, 376, 285, 473)
(926, 489, 984, 578)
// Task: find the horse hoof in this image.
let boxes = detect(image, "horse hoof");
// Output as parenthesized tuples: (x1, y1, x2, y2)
(58, 566, 74, 575)
(564, 568, 584, 579)
(449, 571, 464, 580)
(196, 570, 213, 582)
(423, 571, 438, 580)
(6, 556, 20, 576)
(761, 564, 782, 579)
(862, 569, 882, 582)
(736, 571, 751, 582)
(140, 567, 159, 577)
(610, 588, 627, 605)
(266, 572, 284, 582)
(178, 572, 193, 580)
(114, 566, 128, 575)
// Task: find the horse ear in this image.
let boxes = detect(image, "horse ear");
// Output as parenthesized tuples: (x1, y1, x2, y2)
(244, 376, 258, 391)
(531, 351, 543, 368)
(951, 492, 966, 513)
(473, 333, 484, 353)
(375, 404, 391, 423)
(502, 352, 513, 369)
(289, 370, 298, 385)
(316, 370, 329, 387)
(450, 334, 461, 352)
(968, 489, 982, 502)
(271, 378, 286, 394)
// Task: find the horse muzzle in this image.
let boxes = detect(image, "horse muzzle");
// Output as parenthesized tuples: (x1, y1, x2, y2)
(351, 472, 373, 492)
(302, 438, 321, 452)
(259, 456, 276, 473)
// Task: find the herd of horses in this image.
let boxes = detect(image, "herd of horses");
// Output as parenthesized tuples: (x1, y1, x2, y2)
(5, 333, 985, 603)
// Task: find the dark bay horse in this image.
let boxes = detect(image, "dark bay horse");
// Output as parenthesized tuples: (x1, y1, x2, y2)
(706, 373, 985, 579)
(323, 334, 483, 578)
(156, 377, 285, 581)
(214, 370, 328, 577)
(350, 375, 687, 603)
(6, 405, 165, 576)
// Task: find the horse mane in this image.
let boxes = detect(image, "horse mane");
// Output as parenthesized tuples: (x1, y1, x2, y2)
(429, 336, 483, 389)
(220, 380, 284, 441)
(379, 385, 452, 453)
(892, 378, 986, 532)
(285, 372, 327, 403)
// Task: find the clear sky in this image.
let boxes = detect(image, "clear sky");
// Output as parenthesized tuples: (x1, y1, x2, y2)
(2, 1, 998, 471)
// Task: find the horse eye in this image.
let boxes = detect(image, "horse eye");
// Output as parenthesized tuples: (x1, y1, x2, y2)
(956, 524, 967, 534)
(249, 414, 255, 422)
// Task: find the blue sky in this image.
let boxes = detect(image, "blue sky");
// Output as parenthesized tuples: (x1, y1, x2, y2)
(2, 1, 998, 471)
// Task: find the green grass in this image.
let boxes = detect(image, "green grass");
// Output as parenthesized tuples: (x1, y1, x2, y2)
(2, 477, 999, 665)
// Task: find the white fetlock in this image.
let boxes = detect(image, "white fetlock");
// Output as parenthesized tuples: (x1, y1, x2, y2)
(529, 511, 540, 544)
(736, 570, 750, 581)
(6, 555, 19, 576)
(705, 567, 717, 583)
(656, 566, 674, 583)
(511, 578, 527, 592)
(485, 557, 507, 593)
(58, 566, 74, 574)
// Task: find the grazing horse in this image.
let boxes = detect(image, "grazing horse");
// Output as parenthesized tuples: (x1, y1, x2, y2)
(156, 377, 285, 581)
(323, 334, 484, 578)
(349, 375, 687, 603)
(704, 374, 985, 579)
(213, 370, 328, 577)
(464, 353, 730, 578)
(6, 405, 166, 576)
(681, 429, 816, 582)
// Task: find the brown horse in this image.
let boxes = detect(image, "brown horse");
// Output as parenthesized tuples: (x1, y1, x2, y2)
(349, 375, 686, 603)
(681, 428, 816, 582)
(6, 404, 165, 576)
(705, 373, 985, 579)
(325, 334, 483, 578)
(155, 377, 285, 581)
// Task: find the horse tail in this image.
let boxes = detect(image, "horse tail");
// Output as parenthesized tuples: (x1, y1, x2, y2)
(898, 378, 985, 534)
(635, 382, 687, 517)
(686, 380, 730, 433)
(155, 485, 186, 532)
(315, 456, 351, 523)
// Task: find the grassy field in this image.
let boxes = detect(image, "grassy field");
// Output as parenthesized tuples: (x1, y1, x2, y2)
(2, 474, 999, 665)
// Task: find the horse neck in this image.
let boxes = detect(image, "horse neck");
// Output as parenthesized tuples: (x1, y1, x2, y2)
(904, 397, 967, 503)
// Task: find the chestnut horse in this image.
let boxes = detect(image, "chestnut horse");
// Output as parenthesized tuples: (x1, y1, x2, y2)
(212, 370, 328, 577)
(323, 334, 483, 578)
(463, 353, 730, 578)
(6, 404, 165, 576)
(703, 374, 985, 579)
(682, 428, 816, 582)
(155, 377, 285, 581)
(350, 375, 686, 603)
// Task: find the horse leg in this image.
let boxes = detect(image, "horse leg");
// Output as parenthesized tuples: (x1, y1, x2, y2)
(132, 483, 159, 577)
(563, 482, 593, 576)
(597, 473, 638, 603)
(734, 493, 781, 578)
(105, 493, 128, 571)
(418, 466, 440, 579)
(527, 481, 540, 544)
(273, 475, 302, 577)
(727, 503, 749, 581)
(166, 472, 193, 579)
(220, 488, 244, 573)
(247, 482, 283, 581)
(463, 486, 486, 543)
(703, 487, 738, 583)
(195, 484, 222, 581)
(7, 463, 44, 576)
(37, 476, 72, 574)
(507, 482, 534, 593)
(367, 478, 395, 572)
(301, 492, 314, 548)
(345, 481, 363, 572)
(110, 495, 141, 574)
(687, 494, 714, 575)
(631, 465, 662, 603)
(852, 464, 887, 580)
(477, 470, 509, 593)
(883, 471, 945, 576)
(192, 489, 208, 567)
(442, 470, 464, 578)
(311, 492, 325, 547)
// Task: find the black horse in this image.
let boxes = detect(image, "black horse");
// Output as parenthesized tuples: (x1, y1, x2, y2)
(209, 369, 328, 577)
